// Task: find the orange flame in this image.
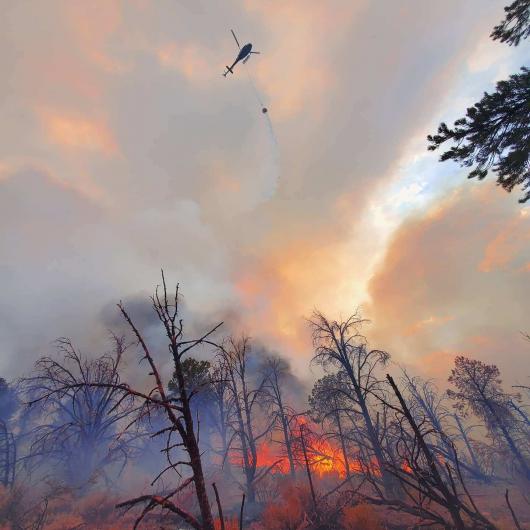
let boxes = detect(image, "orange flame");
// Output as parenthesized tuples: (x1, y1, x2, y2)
(228, 417, 382, 479)
(401, 460, 413, 474)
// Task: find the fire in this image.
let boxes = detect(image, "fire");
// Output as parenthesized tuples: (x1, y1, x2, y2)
(228, 417, 381, 479)
(250, 437, 383, 478)
(306, 435, 346, 477)
(226, 417, 385, 479)
(401, 460, 413, 474)
(248, 437, 346, 477)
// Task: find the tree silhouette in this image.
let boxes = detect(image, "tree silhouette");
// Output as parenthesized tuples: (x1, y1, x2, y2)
(22, 337, 141, 489)
(309, 372, 355, 479)
(447, 356, 530, 480)
(402, 373, 489, 482)
(260, 356, 298, 477)
(25, 276, 222, 530)
(491, 0, 530, 46)
(309, 311, 397, 497)
(217, 336, 276, 504)
(428, 1, 530, 202)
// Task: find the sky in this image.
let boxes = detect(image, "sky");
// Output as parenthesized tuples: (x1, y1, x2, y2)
(0, 0, 529, 389)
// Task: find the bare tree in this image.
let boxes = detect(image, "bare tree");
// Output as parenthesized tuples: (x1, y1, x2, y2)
(450, 412, 491, 482)
(217, 336, 277, 504)
(260, 356, 298, 477)
(309, 311, 396, 496)
(507, 384, 530, 455)
(26, 274, 221, 530)
(359, 374, 498, 530)
(402, 372, 489, 482)
(21, 336, 141, 489)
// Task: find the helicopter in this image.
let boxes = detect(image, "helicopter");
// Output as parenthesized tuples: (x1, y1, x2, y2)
(223, 30, 260, 77)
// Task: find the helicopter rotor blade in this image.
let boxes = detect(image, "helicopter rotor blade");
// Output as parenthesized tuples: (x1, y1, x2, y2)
(231, 29, 241, 50)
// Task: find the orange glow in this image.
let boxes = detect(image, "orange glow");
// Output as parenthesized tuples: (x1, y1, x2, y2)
(243, 0, 363, 120)
(214, 518, 239, 530)
(404, 314, 454, 336)
(64, 0, 131, 74)
(230, 417, 382, 479)
(40, 109, 118, 156)
(157, 42, 213, 83)
(401, 460, 413, 474)
(233, 230, 365, 359)
(479, 214, 530, 272)
(245, 437, 348, 477)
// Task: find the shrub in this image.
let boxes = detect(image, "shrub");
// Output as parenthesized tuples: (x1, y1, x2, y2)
(341, 504, 383, 530)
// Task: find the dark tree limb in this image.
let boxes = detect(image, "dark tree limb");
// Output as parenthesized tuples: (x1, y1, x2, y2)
(212, 482, 225, 530)
(239, 493, 246, 530)
(505, 489, 523, 530)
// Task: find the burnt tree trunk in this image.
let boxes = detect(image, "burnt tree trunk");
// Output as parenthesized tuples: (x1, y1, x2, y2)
(300, 425, 317, 509)
(335, 410, 351, 479)
(171, 344, 215, 530)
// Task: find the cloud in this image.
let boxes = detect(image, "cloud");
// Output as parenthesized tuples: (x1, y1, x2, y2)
(0, 0, 524, 388)
(243, 0, 365, 120)
(479, 211, 530, 272)
(39, 108, 118, 155)
(157, 42, 215, 84)
(366, 183, 530, 384)
(0, 168, 232, 376)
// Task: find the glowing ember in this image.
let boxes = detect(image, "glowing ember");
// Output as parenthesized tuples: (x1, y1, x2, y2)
(401, 460, 413, 474)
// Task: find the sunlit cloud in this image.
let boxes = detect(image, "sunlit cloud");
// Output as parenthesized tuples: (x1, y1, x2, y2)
(63, 0, 132, 74)
(0, 0, 526, 385)
(467, 35, 511, 74)
(366, 184, 530, 383)
(243, 0, 365, 120)
(405, 315, 455, 337)
(157, 42, 215, 83)
(39, 108, 118, 156)
(479, 214, 530, 272)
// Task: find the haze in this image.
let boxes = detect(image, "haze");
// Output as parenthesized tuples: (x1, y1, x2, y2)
(1, 0, 529, 385)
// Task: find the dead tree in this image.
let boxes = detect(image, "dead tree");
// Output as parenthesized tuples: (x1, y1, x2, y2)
(27, 274, 221, 530)
(451, 413, 490, 481)
(309, 311, 397, 496)
(299, 424, 317, 509)
(508, 386, 530, 459)
(448, 356, 530, 480)
(403, 373, 489, 482)
(21, 336, 141, 489)
(403, 372, 452, 440)
(359, 374, 498, 530)
(261, 356, 298, 477)
(217, 336, 277, 504)
(509, 397, 530, 430)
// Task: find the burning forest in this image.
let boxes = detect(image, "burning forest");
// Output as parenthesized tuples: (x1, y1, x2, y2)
(1, 0, 530, 529)
(0, 274, 528, 529)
